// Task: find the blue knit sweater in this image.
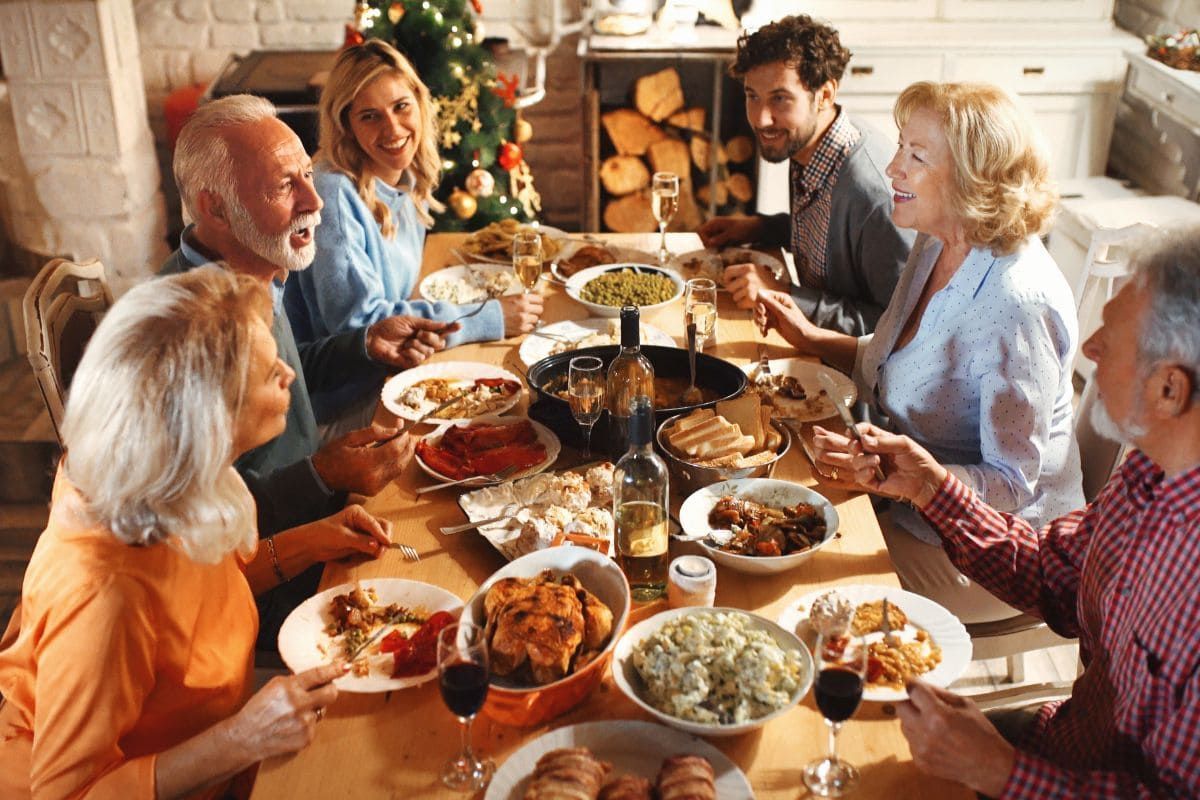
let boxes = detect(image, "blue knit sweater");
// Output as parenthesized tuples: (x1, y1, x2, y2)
(284, 167, 504, 347)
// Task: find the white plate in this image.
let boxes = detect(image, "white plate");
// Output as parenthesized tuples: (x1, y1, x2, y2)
(777, 584, 973, 703)
(485, 720, 753, 799)
(417, 263, 524, 304)
(678, 478, 838, 575)
(549, 239, 658, 284)
(674, 247, 786, 286)
(414, 415, 561, 484)
(457, 224, 568, 265)
(743, 359, 858, 422)
(518, 317, 676, 368)
(277, 578, 463, 693)
(564, 264, 685, 318)
(380, 361, 523, 423)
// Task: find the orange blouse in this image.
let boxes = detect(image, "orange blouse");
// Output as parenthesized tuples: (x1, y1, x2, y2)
(0, 474, 258, 799)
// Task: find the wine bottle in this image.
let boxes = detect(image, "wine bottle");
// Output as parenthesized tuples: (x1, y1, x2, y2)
(606, 305, 654, 456)
(614, 397, 669, 601)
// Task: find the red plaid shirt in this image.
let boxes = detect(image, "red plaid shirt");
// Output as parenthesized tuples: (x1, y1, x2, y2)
(924, 451, 1200, 798)
(789, 110, 860, 289)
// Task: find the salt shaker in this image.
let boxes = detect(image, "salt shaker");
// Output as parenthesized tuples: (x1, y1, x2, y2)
(667, 555, 716, 608)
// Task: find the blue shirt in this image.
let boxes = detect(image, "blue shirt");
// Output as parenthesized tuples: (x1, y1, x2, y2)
(854, 234, 1085, 543)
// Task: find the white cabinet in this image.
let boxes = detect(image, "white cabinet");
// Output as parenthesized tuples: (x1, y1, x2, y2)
(939, 0, 1113, 21)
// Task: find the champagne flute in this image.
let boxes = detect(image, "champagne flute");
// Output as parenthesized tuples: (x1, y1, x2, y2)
(512, 230, 543, 293)
(651, 172, 679, 267)
(437, 622, 494, 791)
(683, 277, 718, 350)
(568, 355, 605, 458)
(803, 630, 869, 797)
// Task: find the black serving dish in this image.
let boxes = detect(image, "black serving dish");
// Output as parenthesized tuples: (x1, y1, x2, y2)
(526, 345, 748, 458)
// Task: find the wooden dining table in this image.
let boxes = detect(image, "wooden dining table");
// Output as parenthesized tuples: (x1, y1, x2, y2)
(249, 232, 973, 800)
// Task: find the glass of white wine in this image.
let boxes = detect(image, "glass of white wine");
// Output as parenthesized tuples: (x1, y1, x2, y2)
(651, 172, 679, 267)
(568, 356, 605, 459)
(684, 277, 717, 350)
(512, 230, 542, 293)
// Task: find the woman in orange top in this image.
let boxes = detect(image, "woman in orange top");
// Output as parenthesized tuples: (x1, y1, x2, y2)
(0, 267, 377, 799)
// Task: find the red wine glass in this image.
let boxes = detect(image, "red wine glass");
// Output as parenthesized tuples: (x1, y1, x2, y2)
(803, 631, 868, 797)
(437, 622, 494, 791)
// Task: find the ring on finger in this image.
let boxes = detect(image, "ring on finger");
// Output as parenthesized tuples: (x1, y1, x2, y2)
(314, 707, 326, 722)
(830, 468, 839, 481)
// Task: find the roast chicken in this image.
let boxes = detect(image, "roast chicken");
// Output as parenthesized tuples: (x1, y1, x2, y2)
(523, 747, 612, 799)
(484, 571, 613, 686)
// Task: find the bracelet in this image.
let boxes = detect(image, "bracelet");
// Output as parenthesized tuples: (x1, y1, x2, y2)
(265, 537, 286, 584)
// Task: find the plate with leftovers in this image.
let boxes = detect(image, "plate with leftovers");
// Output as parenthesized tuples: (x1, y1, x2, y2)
(457, 461, 619, 560)
(673, 247, 786, 287)
(380, 361, 523, 423)
(456, 220, 567, 265)
(778, 584, 972, 702)
(518, 317, 676, 368)
(485, 721, 752, 800)
(565, 264, 685, 318)
(414, 416, 560, 484)
(744, 359, 858, 423)
(549, 239, 657, 283)
(612, 607, 813, 736)
(418, 263, 523, 304)
(277, 578, 463, 693)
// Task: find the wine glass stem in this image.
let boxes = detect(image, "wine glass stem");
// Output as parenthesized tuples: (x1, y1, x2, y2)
(582, 422, 594, 459)
(827, 719, 842, 761)
(658, 223, 668, 266)
(459, 714, 476, 762)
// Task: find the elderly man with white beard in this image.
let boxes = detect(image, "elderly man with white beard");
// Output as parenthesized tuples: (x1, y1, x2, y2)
(809, 228, 1200, 798)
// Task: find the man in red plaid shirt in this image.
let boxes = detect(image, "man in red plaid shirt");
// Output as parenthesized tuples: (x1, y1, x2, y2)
(812, 228, 1200, 797)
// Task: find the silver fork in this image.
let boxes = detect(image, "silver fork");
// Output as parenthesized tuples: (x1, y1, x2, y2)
(416, 464, 520, 494)
(442, 288, 500, 328)
(387, 542, 421, 562)
(754, 343, 773, 389)
(440, 513, 518, 535)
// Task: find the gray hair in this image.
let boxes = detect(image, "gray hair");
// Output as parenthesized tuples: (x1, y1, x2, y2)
(1134, 225, 1200, 400)
(62, 266, 272, 564)
(173, 94, 278, 218)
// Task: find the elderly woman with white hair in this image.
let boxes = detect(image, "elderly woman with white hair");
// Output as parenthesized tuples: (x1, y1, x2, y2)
(758, 81, 1085, 624)
(0, 267, 385, 798)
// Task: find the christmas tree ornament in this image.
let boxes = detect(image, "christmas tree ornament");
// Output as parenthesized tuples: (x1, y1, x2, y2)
(449, 189, 477, 219)
(498, 141, 523, 171)
(465, 168, 495, 198)
(514, 117, 532, 144)
(343, 25, 366, 47)
(388, 2, 405, 23)
(492, 73, 520, 107)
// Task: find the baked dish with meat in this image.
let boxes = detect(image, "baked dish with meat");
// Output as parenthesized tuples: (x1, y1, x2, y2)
(398, 376, 519, 420)
(416, 419, 547, 481)
(850, 599, 943, 690)
(707, 496, 827, 557)
(520, 747, 715, 800)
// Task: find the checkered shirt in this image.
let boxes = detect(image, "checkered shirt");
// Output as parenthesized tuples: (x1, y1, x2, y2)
(789, 111, 861, 289)
(923, 451, 1200, 798)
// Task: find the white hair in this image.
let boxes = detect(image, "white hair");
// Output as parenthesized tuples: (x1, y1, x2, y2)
(61, 266, 272, 564)
(173, 94, 278, 220)
(1134, 225, 1200, 401)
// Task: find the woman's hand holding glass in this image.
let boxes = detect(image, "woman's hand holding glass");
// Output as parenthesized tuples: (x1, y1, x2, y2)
(568, 356, 605, 459)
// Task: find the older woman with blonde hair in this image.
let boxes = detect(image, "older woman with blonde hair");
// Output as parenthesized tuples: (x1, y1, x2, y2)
(0, 267, 387, 798)
(285, 39, 542, 366)
(758, 81, 1084, 623)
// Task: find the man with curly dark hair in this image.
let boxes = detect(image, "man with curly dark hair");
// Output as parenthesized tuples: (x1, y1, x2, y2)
(699, 15, 913, 336)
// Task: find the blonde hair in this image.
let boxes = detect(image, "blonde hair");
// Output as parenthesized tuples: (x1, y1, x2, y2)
(894, 82, 1057, 256)
(318, 39, 443, 235)
(174, 94, 278, 220)
(62, 266, 273, 565)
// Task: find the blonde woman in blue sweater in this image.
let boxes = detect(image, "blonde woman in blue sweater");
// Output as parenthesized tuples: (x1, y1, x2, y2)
(285, 40, 543, 356)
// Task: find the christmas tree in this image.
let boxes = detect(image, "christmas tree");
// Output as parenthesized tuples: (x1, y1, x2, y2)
(349, 0, 541, 231)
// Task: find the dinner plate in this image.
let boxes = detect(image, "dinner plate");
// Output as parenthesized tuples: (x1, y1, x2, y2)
(414, 415, 561, 485)
(380, 361, 523, 423)
(517, 317, 676, 368)
(777, 584, 973, 703)
(417, 263, 523, 304)
(549, 239, 658, 284)
(277, 578, 463, 693)
(457, 224, 568, 265)
(743, 359, 858, 422)
(673, 247, 786, 287)
(564, 263, 685, 318)
(484, 720, 753, 799)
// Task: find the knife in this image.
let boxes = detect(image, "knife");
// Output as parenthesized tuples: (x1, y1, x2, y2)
(817, 370, 886, 482)
(371, 387, 473, 448)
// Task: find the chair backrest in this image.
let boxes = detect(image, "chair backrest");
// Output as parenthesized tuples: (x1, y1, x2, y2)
(22, 258, 113, 445)
(1074, 371, 1128, 503)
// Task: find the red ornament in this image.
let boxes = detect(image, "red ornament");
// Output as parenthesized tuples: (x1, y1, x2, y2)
(498, 141, 523, 171)
(343, 24, 365, 48)
(492, 72, 520, 108)
(471, 0, 483, 13)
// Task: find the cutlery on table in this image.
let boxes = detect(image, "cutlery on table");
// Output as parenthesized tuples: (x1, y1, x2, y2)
(526, 328, 580, 344)
(369, 388, 473, 448)
(753, 344, 773, 389)
(440, 513, 518, 535)
(386, 542, 421, 562)
(416, 464, 520, 495)
(817, 370, 887, 482)
(441, 289, 499, 328)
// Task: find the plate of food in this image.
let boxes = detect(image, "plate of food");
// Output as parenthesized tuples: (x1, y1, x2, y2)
(549, 239, 657, 284)
(457, 461, 618, 560)
(744, 359, 858, 422)
(778, 584, 972, 702)
(456, 219, 567, 265)
(677, 477, 838, 575)
(613, 607, 813, 737)
(485, 720, 753, 799)
(418, 263, 522, 304)
(414, 416, 560, 485)
(277, 579, 463, 693)
(518, 317, 676, 368)
(565, 264, 685, 318)
(674, 247, 787, 287)
(380, 361, 523, 423)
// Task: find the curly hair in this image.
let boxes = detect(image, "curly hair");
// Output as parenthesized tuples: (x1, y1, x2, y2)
(730, 15, 851, 91)
(317, 39, 443, 236)
(894, 82, 1058, 255)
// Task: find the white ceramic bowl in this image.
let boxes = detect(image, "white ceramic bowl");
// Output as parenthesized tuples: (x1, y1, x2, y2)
(564, 264, 685, 318)
(612, 606, 813, 737)
(678, 478, 839, 576)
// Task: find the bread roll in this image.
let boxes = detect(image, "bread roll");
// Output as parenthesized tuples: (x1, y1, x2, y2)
(657, 754, 716, 800)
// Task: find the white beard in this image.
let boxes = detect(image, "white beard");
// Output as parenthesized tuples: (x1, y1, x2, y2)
(1089, 392, 1146, 446)
(226, 194, 320, 273)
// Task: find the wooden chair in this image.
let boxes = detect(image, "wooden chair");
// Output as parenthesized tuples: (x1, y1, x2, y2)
(22, 258, 113, 445)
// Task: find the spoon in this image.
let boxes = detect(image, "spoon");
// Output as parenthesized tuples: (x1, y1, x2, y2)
(682, 321, 702, 405)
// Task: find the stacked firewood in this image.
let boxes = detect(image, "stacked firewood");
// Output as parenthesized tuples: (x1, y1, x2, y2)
(599, 67, 755, 233)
